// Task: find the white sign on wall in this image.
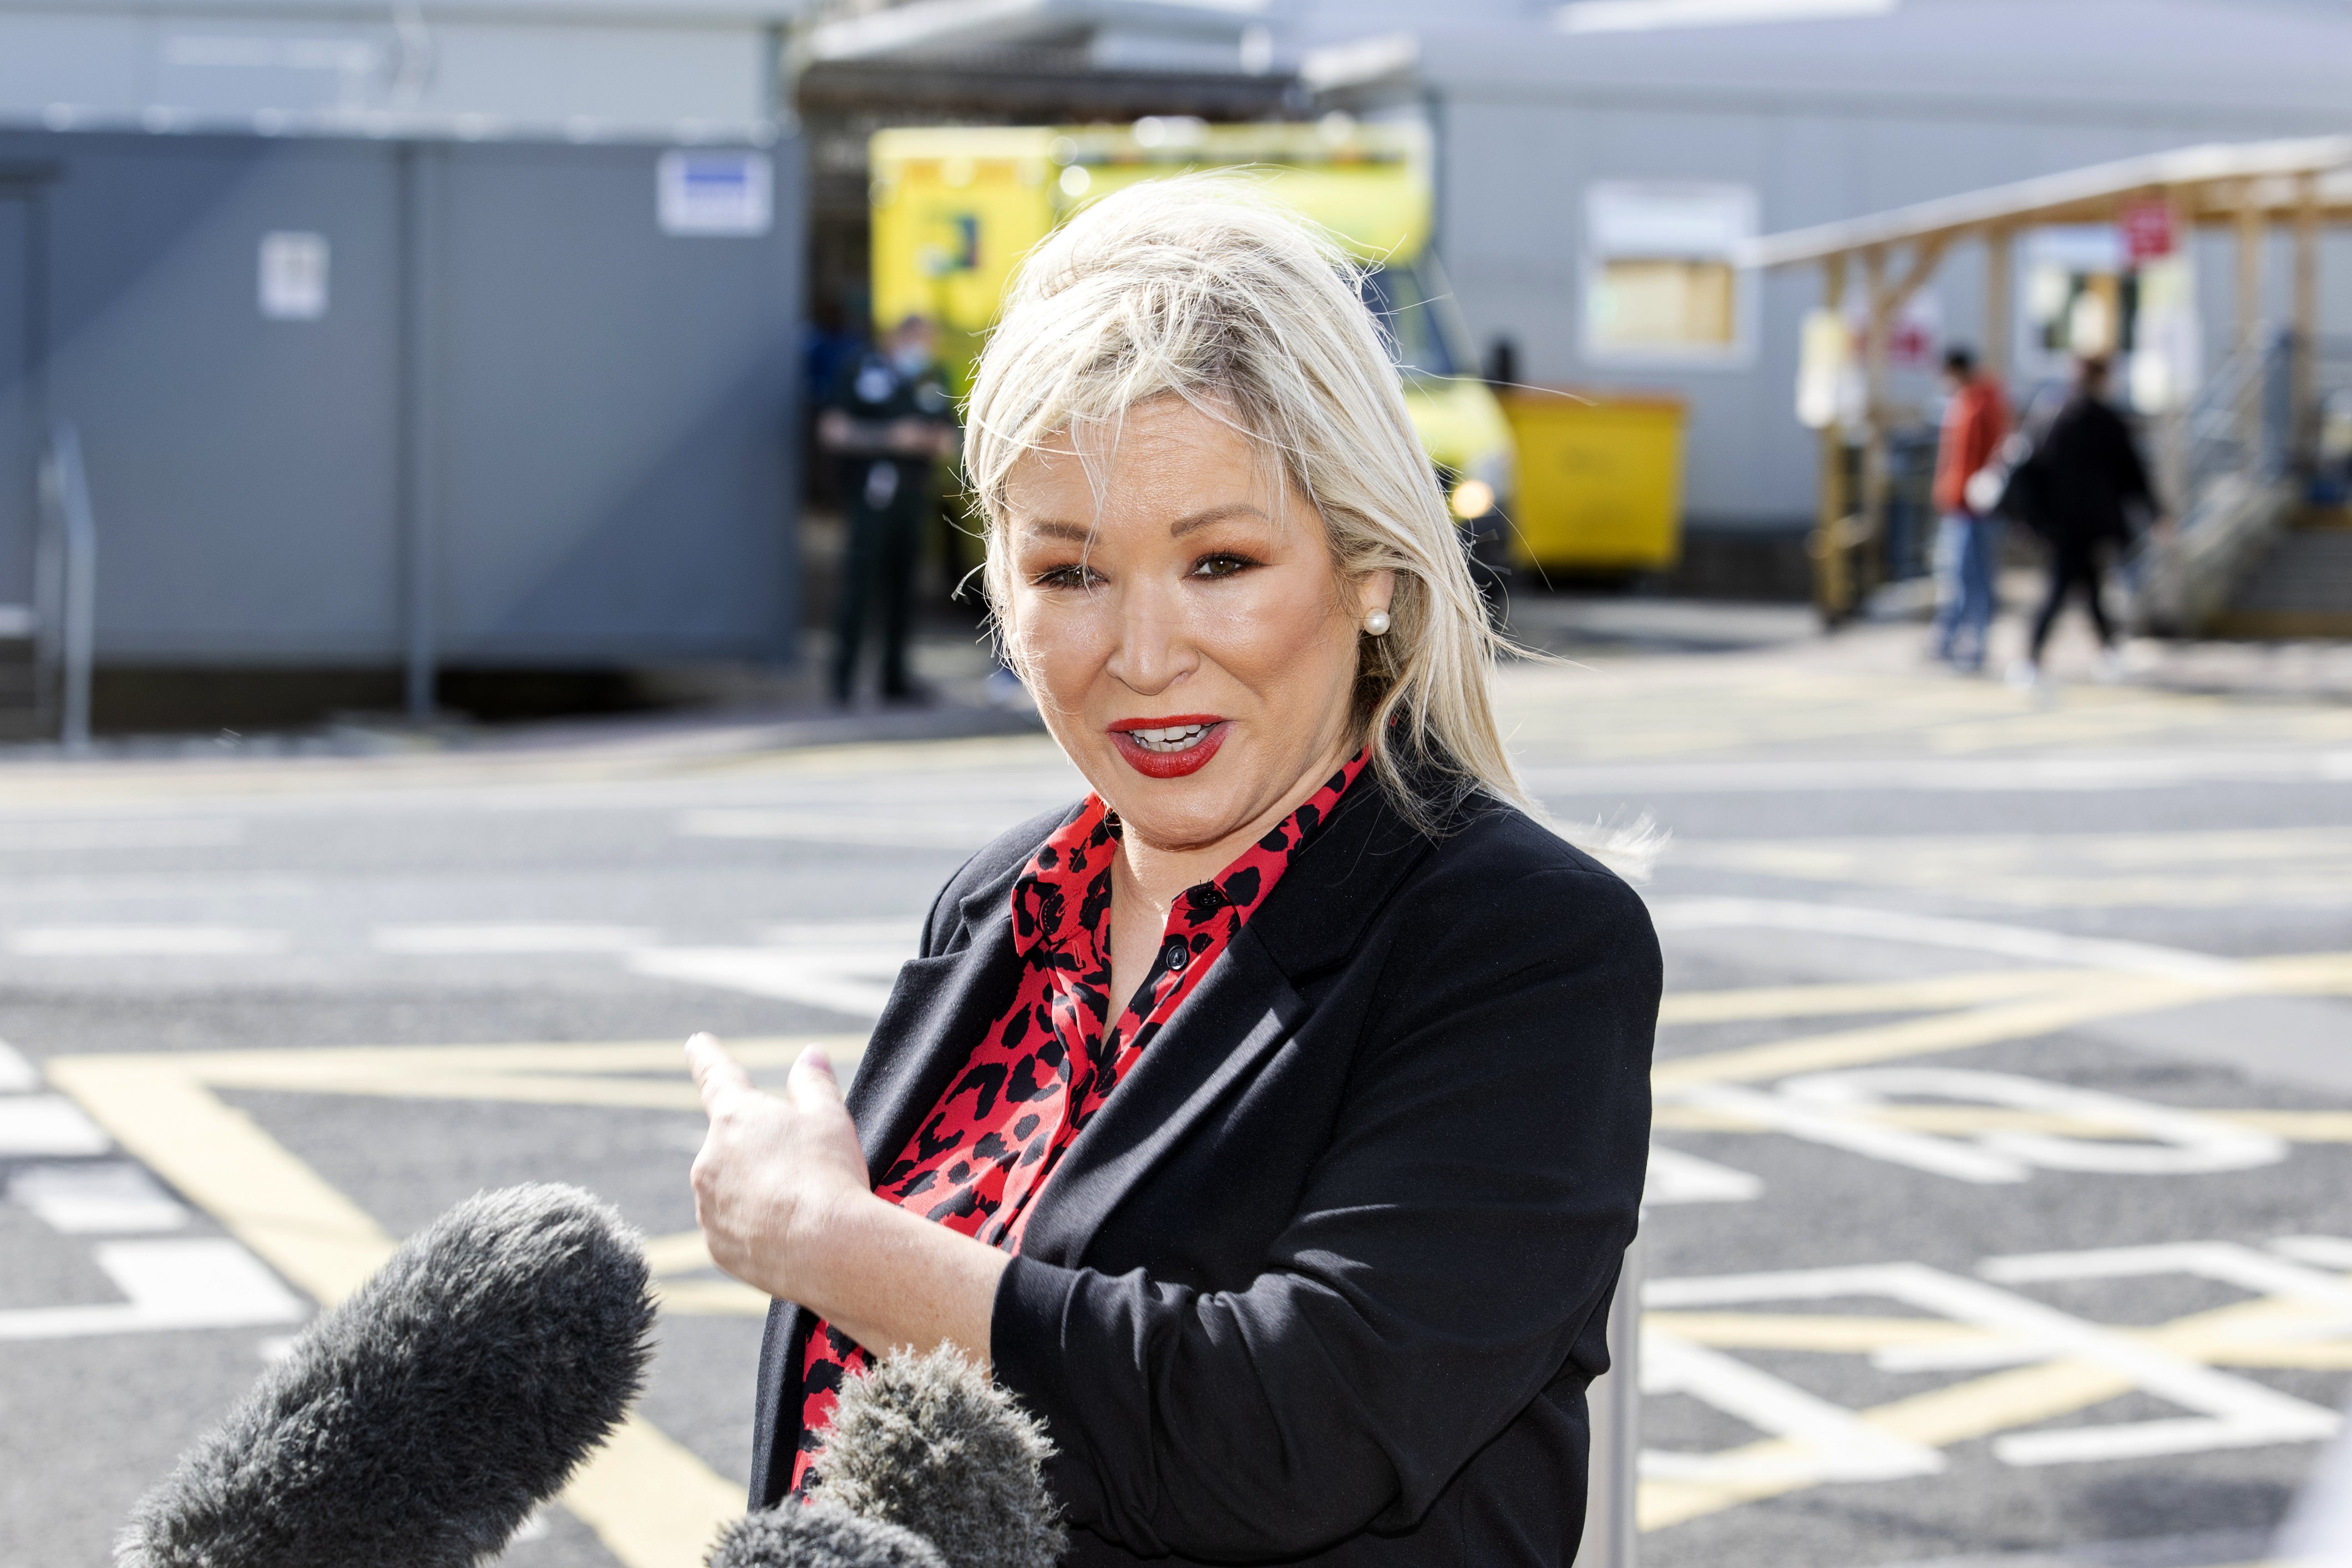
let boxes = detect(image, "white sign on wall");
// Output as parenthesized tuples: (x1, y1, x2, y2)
(257, 231, 328, 320)
(657, 151, 773, 237)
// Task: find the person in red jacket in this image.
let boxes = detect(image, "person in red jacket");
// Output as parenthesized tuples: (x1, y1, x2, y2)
(1930, 347, 2011, 672)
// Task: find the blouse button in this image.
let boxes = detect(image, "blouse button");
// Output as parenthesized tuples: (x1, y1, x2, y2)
(1163, 939, 1188, 972)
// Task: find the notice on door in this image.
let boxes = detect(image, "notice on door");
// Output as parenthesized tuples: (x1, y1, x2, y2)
(258, 232, 329, 320)
(658, 151, 773, 237)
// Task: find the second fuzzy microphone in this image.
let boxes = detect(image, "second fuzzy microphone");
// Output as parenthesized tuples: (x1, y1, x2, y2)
(708, 1347, 1066, 1568)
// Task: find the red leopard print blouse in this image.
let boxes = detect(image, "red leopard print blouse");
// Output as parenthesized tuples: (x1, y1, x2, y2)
(789, 750, 1368, 1494)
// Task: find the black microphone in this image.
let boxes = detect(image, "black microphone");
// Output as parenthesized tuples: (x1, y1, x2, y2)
(713, 1345, 1066, 1568)
(118, 1183, 655, 1568)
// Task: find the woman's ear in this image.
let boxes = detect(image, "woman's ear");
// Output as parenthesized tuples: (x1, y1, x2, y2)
(1356, 569, 1397, 626)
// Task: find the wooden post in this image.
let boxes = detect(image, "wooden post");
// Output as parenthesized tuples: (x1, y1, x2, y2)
(1983, 226, 2012, 384)
(2293, 170, 2320, 469)
(2236, 179, 2265, 451)
(1858, 245, 1892, 617)
(1815, 252, 1849, 625)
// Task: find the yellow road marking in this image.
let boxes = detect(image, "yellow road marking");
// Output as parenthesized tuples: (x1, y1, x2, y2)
(1653, 976, 2224, 1090)
(654, 1280, 773, 1317)
(47, 1052, 749, 1568)
(1651, 1105, 2352, 1141)
(645, 1231, 717, 1276)
(1656, 970, 2089, 1024)
(1637, 1285, 2352, 1531)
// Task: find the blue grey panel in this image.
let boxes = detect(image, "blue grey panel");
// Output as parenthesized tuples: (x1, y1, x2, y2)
(433, 140, 800, 665)
(13, 131, 404, 658)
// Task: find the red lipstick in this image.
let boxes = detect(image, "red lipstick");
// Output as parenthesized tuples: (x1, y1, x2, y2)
(1107, 714, 1229, 779)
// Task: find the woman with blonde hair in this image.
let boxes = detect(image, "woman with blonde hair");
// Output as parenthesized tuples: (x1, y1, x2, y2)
(688, 175, 1659, 1565)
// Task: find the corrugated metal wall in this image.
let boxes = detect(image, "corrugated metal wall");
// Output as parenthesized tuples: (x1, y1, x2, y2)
(0, 129, 803, 669)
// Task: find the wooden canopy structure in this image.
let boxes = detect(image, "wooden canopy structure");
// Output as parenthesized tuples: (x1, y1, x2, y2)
(1739, 136, 2352, 621)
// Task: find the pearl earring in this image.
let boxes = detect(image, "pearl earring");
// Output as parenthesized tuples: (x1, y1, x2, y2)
(1363, 609, 1391, 636)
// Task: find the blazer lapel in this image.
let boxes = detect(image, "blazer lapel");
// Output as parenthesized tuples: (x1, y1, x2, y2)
(848, 904, 1023, 1180)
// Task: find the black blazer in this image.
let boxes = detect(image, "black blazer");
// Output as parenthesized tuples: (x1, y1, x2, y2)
(748, 773, 1659, 1565)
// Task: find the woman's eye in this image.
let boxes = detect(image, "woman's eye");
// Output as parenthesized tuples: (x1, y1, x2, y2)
(1191, 552, 1258, 580)
(1032, 564, 1097, 589)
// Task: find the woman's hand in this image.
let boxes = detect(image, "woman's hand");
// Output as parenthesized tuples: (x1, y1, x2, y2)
(687, 1034, 872, 1302)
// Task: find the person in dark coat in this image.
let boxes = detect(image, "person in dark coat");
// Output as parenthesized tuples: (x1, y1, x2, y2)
(2010, 355, 2162, 687)
(819, 314, 957, 706)
(685, 177, 1659, 1566)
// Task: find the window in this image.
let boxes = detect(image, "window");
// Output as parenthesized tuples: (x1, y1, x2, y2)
(1583, 182, 1757, 366)
(1363, 257, 1473, 380)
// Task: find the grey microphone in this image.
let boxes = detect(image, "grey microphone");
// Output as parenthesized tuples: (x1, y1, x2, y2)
(118, 1183, 656, 1568)
(711, 1345, 1066, 1568)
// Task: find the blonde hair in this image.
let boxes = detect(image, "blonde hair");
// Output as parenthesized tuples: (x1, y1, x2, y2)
(962, 173, 1530, 829)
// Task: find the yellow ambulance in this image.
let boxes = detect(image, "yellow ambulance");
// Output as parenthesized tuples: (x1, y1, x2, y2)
(866, 119, 1516, 544)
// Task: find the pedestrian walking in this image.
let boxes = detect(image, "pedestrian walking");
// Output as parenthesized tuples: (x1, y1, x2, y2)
(689, 177, 1656, 1566)
(2008, 356, 2161, 688)
(818, 314, 957, 706)
(1929, 346, 2010, 672)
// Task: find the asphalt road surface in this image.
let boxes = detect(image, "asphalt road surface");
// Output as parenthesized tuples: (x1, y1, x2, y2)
(3, 628, 2350, 1568)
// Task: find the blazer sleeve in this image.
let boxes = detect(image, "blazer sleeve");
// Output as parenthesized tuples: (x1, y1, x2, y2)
(990, 865, 1659, 1560)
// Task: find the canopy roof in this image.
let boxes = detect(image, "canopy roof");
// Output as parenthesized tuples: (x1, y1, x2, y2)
(1738, 136, 2352, 269)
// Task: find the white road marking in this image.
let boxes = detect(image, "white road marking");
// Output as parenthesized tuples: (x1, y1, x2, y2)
(757, 920, 923, 950)
(2275, 1236, 2352, 1271)
(0, 1037, 36, 1092)
(0, 1238, 306, 1341)
(1526, 749, 2352, 794)
(628, 945, 912, 1018)
(1982, 1241, 2352, 1328)
(0, 1095, 111, 1156)
(6, 925, 290, 956)
(1675, 1082, 2031, 1184)
(1648, 1260, 2343, 1466)
(0, 874, 315, 905)
(373, 923, 656, 955)
(1642, 1328, 1947, 1487)
(0, 819, 243, 851)
(1776, 1069, 2287, 1178)
(1649, 897, 2248, 985)
(1646, 1144, 1764, 1204)
(8, 1162, 191, 1234)
(676, 809, 1002, 848)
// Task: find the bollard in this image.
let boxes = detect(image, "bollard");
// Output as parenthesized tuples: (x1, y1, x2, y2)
(1578, 1226, 1645, 1568)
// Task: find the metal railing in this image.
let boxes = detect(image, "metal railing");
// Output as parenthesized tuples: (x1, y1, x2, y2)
(2128, 334, 2304, 635)
(34, 423, 97, 751)
(1579, 1228, 1646, 1568)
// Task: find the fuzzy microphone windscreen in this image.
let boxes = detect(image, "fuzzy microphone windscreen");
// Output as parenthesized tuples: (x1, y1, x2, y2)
(116, 1183, 655, 1568)
(707, 1501, 947, 1568)
(807, 1346, 1067, 1568)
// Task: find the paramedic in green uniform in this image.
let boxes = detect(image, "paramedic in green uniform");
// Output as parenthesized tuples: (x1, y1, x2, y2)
(818, 314, 957, 706)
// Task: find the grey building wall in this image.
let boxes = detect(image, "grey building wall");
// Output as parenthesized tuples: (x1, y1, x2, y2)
(0, 129, 802, 667)
(1435, 100, 2352, 532)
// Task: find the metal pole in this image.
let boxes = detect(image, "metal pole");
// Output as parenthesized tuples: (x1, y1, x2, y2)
(1579, 1226, 1646, 1568)
(397, 142, 442, 720)
(37, 424, 95, 752)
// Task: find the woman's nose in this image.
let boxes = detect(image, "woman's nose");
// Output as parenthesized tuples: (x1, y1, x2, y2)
(1103, 577, 1196, 696)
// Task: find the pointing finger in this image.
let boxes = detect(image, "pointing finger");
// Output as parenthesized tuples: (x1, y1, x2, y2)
(789, 1046, 843, 1109)
(685, 1032, 754, 1111)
